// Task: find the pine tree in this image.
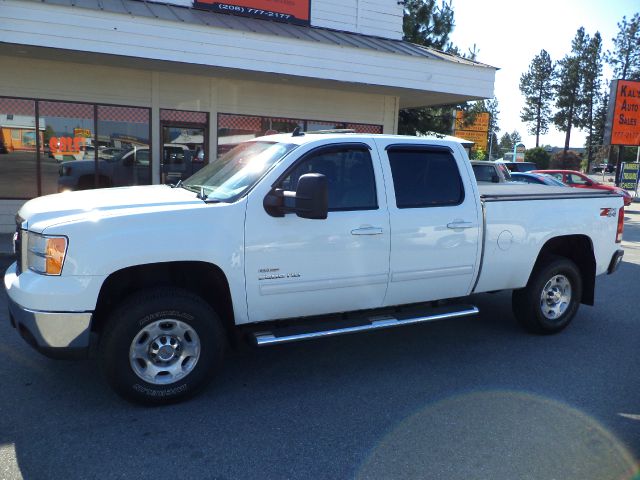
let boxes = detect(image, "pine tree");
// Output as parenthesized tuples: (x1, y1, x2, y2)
(578, 32, 603, 170)
(607, 13, 640, 81)
(554, 27, 589, 154)
(519, 50, 555, 147)
(403, 0, 456, 50)
(399, 1, 473, 136)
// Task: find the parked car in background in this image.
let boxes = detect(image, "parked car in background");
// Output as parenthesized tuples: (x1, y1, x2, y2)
(497, 161, 538, 173)
(591, 163, 615, 174)
(471, 160, 511, 183)
(533, 169, 632, 206)
(58, 146, 156, 190)
(510, 172, 568, 187)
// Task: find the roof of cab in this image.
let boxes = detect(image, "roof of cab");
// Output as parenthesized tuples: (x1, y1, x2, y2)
(251, 132, 469, 147)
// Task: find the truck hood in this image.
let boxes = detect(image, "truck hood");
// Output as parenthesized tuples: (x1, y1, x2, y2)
(19, 185, 204, 232)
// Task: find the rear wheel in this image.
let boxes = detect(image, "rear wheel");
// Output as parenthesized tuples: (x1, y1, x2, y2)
(100, 288, 225, 405)
(512, 256, 582, 334)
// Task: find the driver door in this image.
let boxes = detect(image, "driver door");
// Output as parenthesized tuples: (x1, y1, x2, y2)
(244, 142, 390, 322)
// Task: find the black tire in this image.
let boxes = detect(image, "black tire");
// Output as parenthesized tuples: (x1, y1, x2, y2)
(100, 287, 225, 405)
(512, 256, 582, 335)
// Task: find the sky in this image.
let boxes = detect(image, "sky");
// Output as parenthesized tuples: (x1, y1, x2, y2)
(448, 0, 636, 150)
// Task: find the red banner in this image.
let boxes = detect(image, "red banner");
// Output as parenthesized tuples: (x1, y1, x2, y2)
(194, 0, 310, 25)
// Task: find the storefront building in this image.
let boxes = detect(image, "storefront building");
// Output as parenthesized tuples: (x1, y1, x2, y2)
(0, 0, 496, 232)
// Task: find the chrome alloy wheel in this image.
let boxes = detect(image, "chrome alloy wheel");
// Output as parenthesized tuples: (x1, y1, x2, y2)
(129, 319, 201, 385)
(540, 274, 572, 320)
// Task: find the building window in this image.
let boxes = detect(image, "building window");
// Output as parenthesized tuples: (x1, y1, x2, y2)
(96, 105, 151, 188)
(217, 113, 382, 157)
(0, 98, 38, 199)
(39, 101, 95, 194)
(0, 96, 152, 198)
(160, 109, 208, 184)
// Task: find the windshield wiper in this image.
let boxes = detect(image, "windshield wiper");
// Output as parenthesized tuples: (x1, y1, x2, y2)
(197, 186, 207, 201)
(170, 179, 183, 189)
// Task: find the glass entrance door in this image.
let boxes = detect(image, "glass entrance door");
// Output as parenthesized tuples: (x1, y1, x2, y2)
(160, 125, 207, 184)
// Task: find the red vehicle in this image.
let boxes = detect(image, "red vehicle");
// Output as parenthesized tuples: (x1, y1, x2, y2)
(533, 169, 632, 206)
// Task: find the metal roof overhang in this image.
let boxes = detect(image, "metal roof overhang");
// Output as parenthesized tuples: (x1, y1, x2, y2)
(0, 0, 497, 108)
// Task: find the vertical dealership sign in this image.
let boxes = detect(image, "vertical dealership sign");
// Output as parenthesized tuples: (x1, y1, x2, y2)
(604, 79, 640, 146)
(453, 111, 489, 152)
(194, 0, 311, 25)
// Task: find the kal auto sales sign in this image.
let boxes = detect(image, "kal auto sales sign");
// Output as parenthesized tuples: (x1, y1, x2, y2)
(605, 80, 640, 146)
(194, 0, 310, 25)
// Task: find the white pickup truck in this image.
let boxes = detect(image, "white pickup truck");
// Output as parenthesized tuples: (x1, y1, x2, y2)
(4, 133, 625, 404)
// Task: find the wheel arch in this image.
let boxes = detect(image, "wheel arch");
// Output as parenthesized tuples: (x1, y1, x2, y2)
(92, 261, 236, 342)
(530, 235, 596, 305)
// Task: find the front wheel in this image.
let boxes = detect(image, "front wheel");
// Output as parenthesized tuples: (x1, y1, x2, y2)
(100, 288, 225, 405)
(512, 256, 582, 334)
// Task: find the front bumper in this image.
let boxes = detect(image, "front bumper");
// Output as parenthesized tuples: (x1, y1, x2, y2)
(8, 295, 92, 359)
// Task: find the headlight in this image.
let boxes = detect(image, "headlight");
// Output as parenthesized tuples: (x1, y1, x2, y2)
(27, 232, 68, 275)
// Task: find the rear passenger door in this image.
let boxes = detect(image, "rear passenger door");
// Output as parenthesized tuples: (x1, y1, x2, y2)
(377, 141, 481, 306)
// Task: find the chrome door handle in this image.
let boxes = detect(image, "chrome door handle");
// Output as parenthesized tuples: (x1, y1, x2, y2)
(351, 227, 383, 235)
(447, 221, 475, 229)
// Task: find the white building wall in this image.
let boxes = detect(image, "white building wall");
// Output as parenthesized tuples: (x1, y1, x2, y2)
(311, 0, 403, 39)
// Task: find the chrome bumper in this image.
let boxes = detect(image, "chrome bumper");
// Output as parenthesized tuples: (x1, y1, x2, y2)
(8, 295, 93, 359)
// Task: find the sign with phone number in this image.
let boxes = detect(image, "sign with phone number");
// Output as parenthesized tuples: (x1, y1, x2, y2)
(194, 1, 310, 26)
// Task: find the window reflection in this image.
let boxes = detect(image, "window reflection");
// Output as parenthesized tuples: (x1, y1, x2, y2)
(217, 113, 382, 157)
(95, 105, 151, 188)
(0, 98, 39, 199)
(39, 101, 95, 194)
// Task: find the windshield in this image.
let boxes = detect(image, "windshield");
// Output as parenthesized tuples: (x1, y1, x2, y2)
(183, 141, 297, 202)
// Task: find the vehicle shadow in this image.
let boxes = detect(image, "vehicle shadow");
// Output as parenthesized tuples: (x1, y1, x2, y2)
(1, 249, 639, 479)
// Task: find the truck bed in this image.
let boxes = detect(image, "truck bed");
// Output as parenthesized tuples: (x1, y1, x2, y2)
(478, 183, 621, 201)
(473, 183, 623, 295)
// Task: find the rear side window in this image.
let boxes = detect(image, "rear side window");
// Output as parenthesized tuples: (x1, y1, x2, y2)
(472, 164, 498, 183)
(387, 148, 464, 208)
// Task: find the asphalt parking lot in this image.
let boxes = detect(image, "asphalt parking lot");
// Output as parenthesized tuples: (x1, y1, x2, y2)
(1, 212, 639, 480)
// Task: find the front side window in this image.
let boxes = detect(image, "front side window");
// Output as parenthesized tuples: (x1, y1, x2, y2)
(184, 141, 297, 202)
(388, 148, 464, 209)
(278, 146, 377, 211)
(568, 173, 590, 185)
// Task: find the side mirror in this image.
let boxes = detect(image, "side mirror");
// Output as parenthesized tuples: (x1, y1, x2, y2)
(491, 174, 500, 183)
(263, 173, 328, 219)
(585, 180, 593, 186)
(295, 173, 328, 219)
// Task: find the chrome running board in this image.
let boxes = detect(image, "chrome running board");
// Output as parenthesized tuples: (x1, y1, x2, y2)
(253, 305, 479, 346)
